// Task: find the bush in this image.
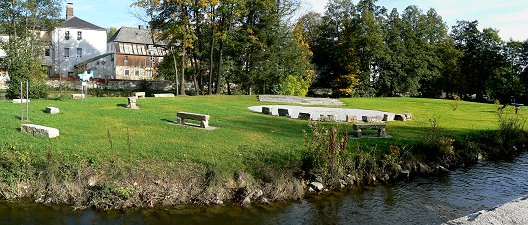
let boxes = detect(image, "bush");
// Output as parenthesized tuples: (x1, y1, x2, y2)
(302, 122, 348, 186)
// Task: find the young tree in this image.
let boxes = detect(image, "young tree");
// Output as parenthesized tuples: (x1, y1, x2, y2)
(0, 0, 62, 98)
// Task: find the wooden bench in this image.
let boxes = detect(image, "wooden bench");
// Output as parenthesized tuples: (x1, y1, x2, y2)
(177, 112, 210, 128)
(352, 124, 386, 138)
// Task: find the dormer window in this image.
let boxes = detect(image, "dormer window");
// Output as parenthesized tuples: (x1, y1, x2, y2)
(77, 31, 82, 40)
(65, 31, 70, 40)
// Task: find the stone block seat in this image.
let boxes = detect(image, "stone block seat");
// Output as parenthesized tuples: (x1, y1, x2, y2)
(352, 123, 386, 138)
(134, 92, 146, 99)
(176, 112, 210, 128)
(154, 93, 175, 98)
(71, 94, 85, 99)
(45, 107, 60, 114)
(12, 99, 30, 104)
(21, 124, 60, 138)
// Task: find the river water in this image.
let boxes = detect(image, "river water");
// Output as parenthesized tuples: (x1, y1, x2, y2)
(2, 153, 528, 225)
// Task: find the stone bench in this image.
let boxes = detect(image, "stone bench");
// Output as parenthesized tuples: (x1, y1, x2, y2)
(262, 107, 273, 115)
(21, 124, 60, 138)
(134, 92, 146, 99)
(71, 94, 85, 99)
(278, 108, 290, 117)
(362, 115, 383, 123)
(154, 93, 175, 98)
(12, 99, 30, 104)
(352, 123, 386, 138)
(45, 107, 60, 114)
(176, 112, 210, 128)
(394, 114, 406, 121)
(127, 97, 139, 109)
(298, 112, 311, 120)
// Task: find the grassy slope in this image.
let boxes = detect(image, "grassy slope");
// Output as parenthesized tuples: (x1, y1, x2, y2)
(0, 96, 518, 173)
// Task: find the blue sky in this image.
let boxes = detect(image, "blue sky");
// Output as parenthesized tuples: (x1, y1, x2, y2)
(69, 0, 527, 41)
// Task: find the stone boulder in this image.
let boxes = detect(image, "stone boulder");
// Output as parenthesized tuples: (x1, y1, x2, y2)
(278, 108, 290, 117)
(394, 114, 407, 121)
(12, 99, 30, 104)
(262, 107, 273, 115)
(127, 97, 140, 109)
(320, 114, 337, 122)
(346, 115, 358, 122)
(383, 113, 395, 122)
(21, 124, 59, 138)
(298, 112, 311, 120)
(362, 115, 383, 123)
(45, 107, 60, 114)
(154, 93, 175, 98)
(71, 94, 85, 99)
(309, 181, 324, 192)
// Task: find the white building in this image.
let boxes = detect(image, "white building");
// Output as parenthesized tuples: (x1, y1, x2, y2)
(44, 3, 106, 77)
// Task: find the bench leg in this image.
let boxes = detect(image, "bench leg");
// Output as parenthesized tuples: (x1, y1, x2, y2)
(177, 118, 185, 125)
(379, 128, 386, 137)
(356, 129, 362, 138)
(200, 120, 209, 128)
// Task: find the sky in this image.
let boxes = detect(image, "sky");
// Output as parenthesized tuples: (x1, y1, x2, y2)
(68, 0, 527, 41)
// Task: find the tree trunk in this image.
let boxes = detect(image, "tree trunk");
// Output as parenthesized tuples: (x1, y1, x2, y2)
(215, 13, 225, 94)
(208, 6, 215, 95)
(171, 48, 179, 96)
(216, 38, 224, 94)
(190, 54, 199, 94)
(180, 48, 186, 96)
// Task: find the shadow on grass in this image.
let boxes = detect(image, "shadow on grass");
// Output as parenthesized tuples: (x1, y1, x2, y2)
(116, 104, 127, 108)
(46, 97, 66, 101)
(161, 118, 175, 124)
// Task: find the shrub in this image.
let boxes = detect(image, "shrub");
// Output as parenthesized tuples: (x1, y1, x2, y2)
(302, 122, 348, 186)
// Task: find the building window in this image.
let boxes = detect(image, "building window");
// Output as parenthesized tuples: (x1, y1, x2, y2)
(65, 31, 70, 40)
(45, 48, 50, 56)
(146, 70, 152, 77)
(64, 48, 70, 57)
(135, 70, 140, 77)
(124, 69, 129, 76)
(76, 48, 82, 57)
(77, 31, 82, 40)
(124, 56, 128, 63)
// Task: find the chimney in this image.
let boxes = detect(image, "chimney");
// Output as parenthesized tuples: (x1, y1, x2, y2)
(66, 3, 74, 19)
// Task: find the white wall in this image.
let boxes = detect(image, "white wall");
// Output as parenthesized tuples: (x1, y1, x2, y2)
(51, 27, 106, 77)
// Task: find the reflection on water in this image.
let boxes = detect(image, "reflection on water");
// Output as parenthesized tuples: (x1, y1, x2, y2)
(2, 153, 528, 225)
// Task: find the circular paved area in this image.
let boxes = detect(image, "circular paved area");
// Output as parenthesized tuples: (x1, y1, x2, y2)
(248, 105, 390, 122)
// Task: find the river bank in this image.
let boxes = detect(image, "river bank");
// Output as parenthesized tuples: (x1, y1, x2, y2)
(2, 152, 528, 224)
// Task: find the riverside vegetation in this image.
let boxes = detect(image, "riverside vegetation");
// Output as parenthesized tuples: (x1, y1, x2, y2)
(0, 96, 526, 209)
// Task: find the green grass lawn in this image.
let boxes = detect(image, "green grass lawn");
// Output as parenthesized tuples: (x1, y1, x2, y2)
(0, 95, 521, 173)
